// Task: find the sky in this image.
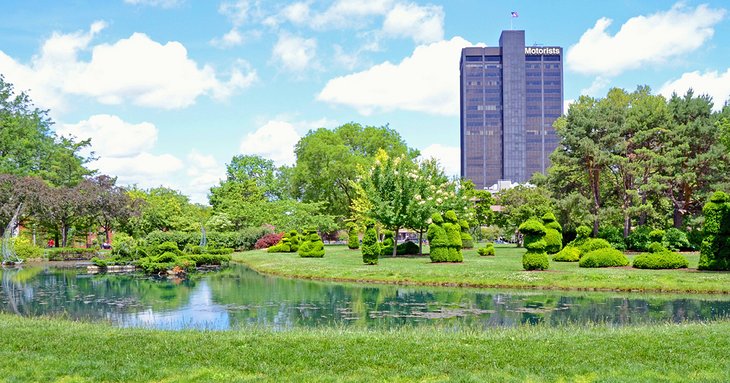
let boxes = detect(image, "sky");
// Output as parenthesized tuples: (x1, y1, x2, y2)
(1, 0, 729, 204)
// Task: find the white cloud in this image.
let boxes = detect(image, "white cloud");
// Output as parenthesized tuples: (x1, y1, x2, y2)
(239, 120, 302, 166)
(420, 144, 459, 178)
(580, 76, 611, 97)
(567, 4, 726, 76)
(0, 22, 256, 112)
(382, 2, 444, 44)
(56, 114, 157, 158)
(124, 0, 183, 8)
(659, 69, 730, 111)
(318, 36, 474, 116)
(564, 99, 574, 115)
(185, 150, 226, 204)
(219, 0, 254, 26)
(272, 32, 318, 72)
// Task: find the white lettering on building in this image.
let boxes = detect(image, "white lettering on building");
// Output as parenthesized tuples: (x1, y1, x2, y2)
(524, 47, 561, 56)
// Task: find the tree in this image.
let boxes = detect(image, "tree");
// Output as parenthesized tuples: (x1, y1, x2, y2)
(85, 175, 137, 243)
(292, 123, 412, 218)
(37, 182, 93, 247)
(123, 187, 206, 236)
(494, 185, 553, 240)
(0, 174, 45, 236)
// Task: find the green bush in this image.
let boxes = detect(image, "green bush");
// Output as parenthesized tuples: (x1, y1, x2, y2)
(267, 232, 293, 253)
(444, 210, 463, 261)
(183, 244, 204, 254)
(519, 219, 549, 270)
(598, 226, 626, 250)
(298, 230, 325, 258)
(552, 246, 580, 262)
(361, 223, 380, 265)
(478, 243, 495, 256)
(396, 241, 420, 255)
(46, 247, 98, 261)
(699, 191, 730, 270)
(189, 253, 232, 266)
(577, 238, 611, 255)
(207, 248, 234, 255)
(157, 241, 181, 255)
(633, 251, 688, 269)
(144, 228, 273, 252)
(541, 212, 563, 254)
(429, 211, 462, 262)
(626, 226, 652, 252)
(347, 225, 360, 250)
(649, 229, 665, 244)
(647, 242, 667, 253)
(460, 220, 474, 249)
(662, 228, 691, 251)
(11, 237, 43, 260)
(523, 252, 549, 270)
(381, 231, 394, 256)
(579, 248, 629, 268)
(111, 232, 138, 258)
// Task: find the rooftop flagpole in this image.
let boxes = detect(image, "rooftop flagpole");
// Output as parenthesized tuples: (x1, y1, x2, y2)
(510, 11, 519, 30)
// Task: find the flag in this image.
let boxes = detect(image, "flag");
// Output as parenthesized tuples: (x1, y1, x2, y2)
(511, 11, 519, 17)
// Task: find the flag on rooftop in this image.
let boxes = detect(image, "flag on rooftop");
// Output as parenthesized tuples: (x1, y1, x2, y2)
(511, 11, 519, 17)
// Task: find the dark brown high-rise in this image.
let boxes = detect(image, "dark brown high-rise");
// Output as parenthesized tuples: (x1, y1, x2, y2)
(460, 30, 563, 189)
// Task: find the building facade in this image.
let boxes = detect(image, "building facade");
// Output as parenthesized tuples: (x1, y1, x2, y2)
(460, 30, 563, 189)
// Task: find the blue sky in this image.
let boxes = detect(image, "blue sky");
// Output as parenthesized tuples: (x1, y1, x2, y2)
(1, 0, 729, 203)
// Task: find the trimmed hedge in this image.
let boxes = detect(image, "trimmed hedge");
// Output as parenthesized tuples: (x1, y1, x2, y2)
(552, 246, 580, 262)
(347, 225, 360, 250)
(577, 238, 611, 256)
(478, 243, 495, 256)
(633, 251, 688, 269)
(519, 219, 548, 270)
(579, 248, 629, 268)
(46, 247, 98, 261)
(361, 223, 380, 265)
(428, 211, 463, 262)
(298, 230, 325, 258)
(396, 241, 420, 255)
(460, 220, 474, 249)
(541, 212, 563, 254)
(144, 227, 273, 252)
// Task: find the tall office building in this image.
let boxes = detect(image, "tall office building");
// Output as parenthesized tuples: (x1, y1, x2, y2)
(460, 30, 563, 189)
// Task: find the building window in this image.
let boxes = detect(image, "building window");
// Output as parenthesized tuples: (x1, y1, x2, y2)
(465, 55, 482, 62)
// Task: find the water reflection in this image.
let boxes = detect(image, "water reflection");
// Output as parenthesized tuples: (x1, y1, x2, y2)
(1, 265, 729, 330)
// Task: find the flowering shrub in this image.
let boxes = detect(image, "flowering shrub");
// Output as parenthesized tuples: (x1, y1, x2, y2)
(255, 232, 284, 250)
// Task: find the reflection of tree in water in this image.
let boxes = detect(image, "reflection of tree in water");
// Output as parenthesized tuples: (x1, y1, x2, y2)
(0, 266, 196, 321)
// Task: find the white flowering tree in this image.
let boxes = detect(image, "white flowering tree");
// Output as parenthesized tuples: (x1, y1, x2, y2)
(406, 158, 450, 255)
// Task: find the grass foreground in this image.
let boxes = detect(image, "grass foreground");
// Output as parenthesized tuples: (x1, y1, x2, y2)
(233, 244, 730, 294)
(1, 314, 729, 382)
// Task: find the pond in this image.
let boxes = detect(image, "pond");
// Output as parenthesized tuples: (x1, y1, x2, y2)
(2, 264, 729, 330)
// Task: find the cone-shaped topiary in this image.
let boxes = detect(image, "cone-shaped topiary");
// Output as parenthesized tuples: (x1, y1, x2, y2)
(541, 212, 563, 254)
(347, 224, 360, 250)
(428, 213, 450, 262)
(478, 242, 495, 256)
(288, 230, 300, 252)
(298, 229, 325, 258)
(443, 210, 463, 262)
(381, 230, 394, 256)
(699, 191, 730, 270)
(361, 222, 380, 265)
(519, 218, 549, 270)
(459, 219, 474, 249)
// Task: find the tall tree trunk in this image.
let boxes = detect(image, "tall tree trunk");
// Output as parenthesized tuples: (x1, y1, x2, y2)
(392, 227, 399, 257)
(61, 223, 68, 248)
(105, 226, 111, 244)
(638, 191, 647, 226)
(589, 167, 601, 237)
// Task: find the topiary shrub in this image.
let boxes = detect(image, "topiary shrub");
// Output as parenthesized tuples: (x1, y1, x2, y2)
(633, 250, 689, 269)
(443, 210, 463, 262)
(428, 213, 449, 262)
(649, 229, 665, 244)
(183, 244, 204, 255)
(598, 226, 626, 250)
(298, 229, 325, 258)
(699, 191, 730, 270)
(647, 241, 667, 253)
(568, 225, 591, 248)
(579, 248, 629, 268)
(478, 242, 495, 256)
(381, 231, 394, 256)
(552, 246, 580, 262)
(347, 224, 360, 250)
(577, 238, 611, 256)
(361, 222, 380, 265)
(156, 241, 181, 255)
(396, 241, 420, 255)
(541, 212, 563, 254)
(459, 220, 474, 249)
(626, 226, 652, 252)
(519, 218, 549, 270)
(662, 228, 691, 251)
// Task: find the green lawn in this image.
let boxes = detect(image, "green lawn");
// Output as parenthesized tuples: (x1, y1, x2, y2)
(0, 314, 728, 382)
(233, 244, 730, 294)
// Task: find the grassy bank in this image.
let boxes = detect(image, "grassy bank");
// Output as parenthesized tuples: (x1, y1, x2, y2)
(0, 314, 729, 382)
(233, 245, 730, 293)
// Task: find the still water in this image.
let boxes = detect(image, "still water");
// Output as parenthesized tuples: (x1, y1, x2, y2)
(1, 264, 729, 330)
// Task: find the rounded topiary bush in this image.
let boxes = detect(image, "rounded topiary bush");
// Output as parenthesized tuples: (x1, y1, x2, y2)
(361, 223, 380, 265)
(579, 248, 629, 268)
(347, 225, 360, 250)
(288, 230, 300, 252)
(541, 212, 563, 254)
(552, 246, 580, 262)
(647, 241, 667, 253)
(428, 213, 449, 262)
(649, 229, 665, 244)
(633, 251, 689, 269)
(460, 220, 474, 249)
(478, 242, 495, 256)
(396, 241, 419, 255)
(519, 218, 549, 270)
(298, 229, 325, 258)
(443, 210, 463, 262)
(577, 238, 611, 256)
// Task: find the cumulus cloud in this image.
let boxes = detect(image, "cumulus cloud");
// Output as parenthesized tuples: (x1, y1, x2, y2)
(567, 3, 726, 76)
(185, 150, 226, 204)
(0, 22, 256, 112)
(318, 36, 474, 116)
(580, 76, 611, 97)
(420, 144, 459, 178)
(659, 69, 730, 111)
(272, 32, 318, 72)
(382, 2, 444, 44)
(239, 120, 301, 166)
